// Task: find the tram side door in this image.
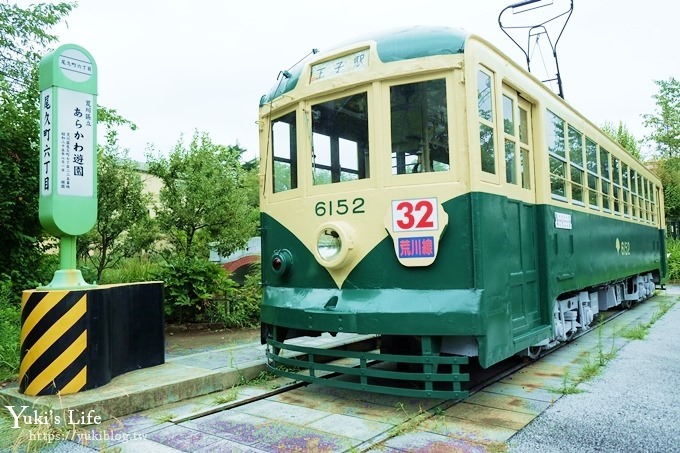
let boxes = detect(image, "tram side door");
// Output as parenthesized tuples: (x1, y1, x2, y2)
(503, 92, 542, 335)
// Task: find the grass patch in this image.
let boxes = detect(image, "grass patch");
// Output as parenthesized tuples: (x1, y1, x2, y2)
(153, 413, 176, 423)
(210, 369, 282, 407)
(552, 322, 618, 395)
(620, 298, 675, 341)
(620, 323, 648, 340)
(0, 279, 20, 383)
(212, 387, 239, 405)
(553, 370, 585, 395)
(554, 296, 675, 395)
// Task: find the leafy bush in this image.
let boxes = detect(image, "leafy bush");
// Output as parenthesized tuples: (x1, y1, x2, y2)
(0, 278, 21, 381)
(217, 264, 262, 328)
(154, 256, 235, 323)
(666, 238, 680, 282)
(98, 255, 161, 285)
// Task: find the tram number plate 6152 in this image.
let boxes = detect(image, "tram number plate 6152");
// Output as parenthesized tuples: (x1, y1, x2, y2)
(315, 198, 365, 216)
(391, 198, 439, 232)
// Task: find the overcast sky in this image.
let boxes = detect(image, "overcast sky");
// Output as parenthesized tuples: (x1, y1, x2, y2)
(20, 0, 679, 162)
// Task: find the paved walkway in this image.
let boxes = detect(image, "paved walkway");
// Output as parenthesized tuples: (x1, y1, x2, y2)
(507, 285, 680, 452)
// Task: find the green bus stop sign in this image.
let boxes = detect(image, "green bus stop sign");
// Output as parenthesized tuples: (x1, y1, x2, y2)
(39, 44, 97, 235)
(38, 44, 97, 288)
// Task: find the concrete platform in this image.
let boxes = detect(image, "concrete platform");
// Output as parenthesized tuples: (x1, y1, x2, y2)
(0, 330, 373, 423)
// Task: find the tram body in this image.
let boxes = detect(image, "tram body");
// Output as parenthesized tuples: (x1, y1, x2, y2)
(258, 26, 667, 397)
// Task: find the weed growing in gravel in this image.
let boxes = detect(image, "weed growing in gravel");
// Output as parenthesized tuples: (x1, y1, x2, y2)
(555, 297, 675, 395)
(648, 299, 673, 325)
(620, 323, 648, 340)
(389, 402, 428, 437)
(596, 321, 617, 366)
(554, 344, 618, 395)
(620, 298, 675, 340)
(576, 357, 605, 383)
(486, 442, 510, 453)
(153, 413, 176, 423)
(555, 370, 584, 395)
(212, 387, 239, 405)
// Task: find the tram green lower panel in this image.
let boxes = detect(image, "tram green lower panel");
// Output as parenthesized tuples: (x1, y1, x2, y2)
(260, 286, 484, 336)
(260, 192, 667, 382)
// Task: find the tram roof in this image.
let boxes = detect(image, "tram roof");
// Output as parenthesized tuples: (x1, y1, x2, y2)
(260, 26, 468, 106)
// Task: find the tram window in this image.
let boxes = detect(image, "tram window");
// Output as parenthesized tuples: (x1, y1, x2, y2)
(520, 148, 531, 189)
(505, 140, 516, 184)
(647, 180, 653, 223)
(480, 125, 496, 174)
(272, 111, 297, 193)
(568, 126, 584, 205)
(630, 170, 638, 219)
(502, 94, 517, 185)
(622, 163, 630, 217)
(633, 172, 642, 221)
(587, 173, 598, 208)
(503, 95, 514, 134)
(546, 110, 566, 200)
(312, 92, 369, 185)
(519, 105, 531, 189)
(546, 111, 565, 159)
(568, 126, 583, 166)
(549, 156, 566, 199)
(602, 180, 611, 212)
(519, 107, 529, 144)
(586, 138, 598, 209)
(610, 155, 620, 214)
(478, 70, 495, 174)
(601, 149, 612, 213)
(390, 79, 449, 175)
(612, 157, 620, 185)
(640, 177, 648, 222)
(586, 138, 598, 173)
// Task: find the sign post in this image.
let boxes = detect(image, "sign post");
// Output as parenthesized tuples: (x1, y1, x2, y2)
(15, 44, 164, 398)
(38, 44, 97, 288)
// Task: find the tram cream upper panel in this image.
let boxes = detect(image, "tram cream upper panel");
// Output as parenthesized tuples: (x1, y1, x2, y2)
(258, 32, 665, 288)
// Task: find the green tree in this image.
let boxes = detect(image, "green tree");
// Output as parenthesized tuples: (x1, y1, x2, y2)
(147, 131, 256, 259)
(642, 78, 680, 221)
(0, 2, 74, 292)
(655, 157, 680, 221)
(242, 157, 261, 232)
(601, 121, 641, 160)
(77, 121, 155, 283)
(643, 77, 680, 158)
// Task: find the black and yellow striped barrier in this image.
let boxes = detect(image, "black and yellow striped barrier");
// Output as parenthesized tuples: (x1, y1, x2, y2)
(19, 290, 88, 395)
(19, 282, 164, 396)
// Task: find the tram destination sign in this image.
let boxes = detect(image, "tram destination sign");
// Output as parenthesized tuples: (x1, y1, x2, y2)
(310, 49, 369, 83)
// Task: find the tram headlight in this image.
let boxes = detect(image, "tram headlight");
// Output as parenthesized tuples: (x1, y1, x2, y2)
(318, 229, 341, 260)
(271, 249, 293, 276)
(314, 222, 354, 269)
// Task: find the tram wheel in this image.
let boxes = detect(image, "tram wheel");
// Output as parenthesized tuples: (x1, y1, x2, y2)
(527, 346, 542, 360)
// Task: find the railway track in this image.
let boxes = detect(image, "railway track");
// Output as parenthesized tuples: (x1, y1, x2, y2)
(170, 301, 634, 450)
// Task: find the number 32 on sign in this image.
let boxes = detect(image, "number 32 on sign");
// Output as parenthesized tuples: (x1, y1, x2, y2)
(385, 197, 449, 267)
(391, 198, 439, 231)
